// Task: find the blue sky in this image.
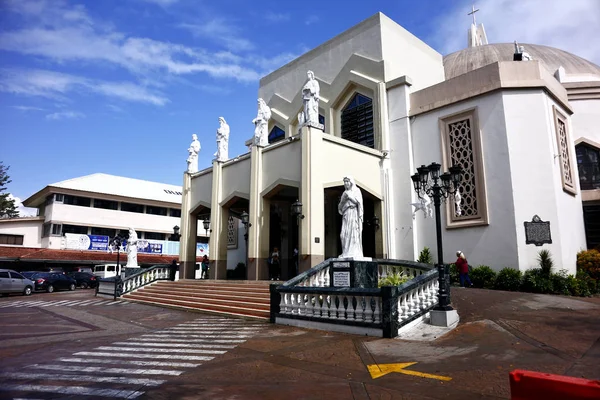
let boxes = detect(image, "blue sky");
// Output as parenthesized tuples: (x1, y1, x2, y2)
(1, 0, 599, 215)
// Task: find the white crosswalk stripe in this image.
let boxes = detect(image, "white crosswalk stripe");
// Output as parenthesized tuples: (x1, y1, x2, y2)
(0, 316, 265, 398)
(0, 299, 129, 308)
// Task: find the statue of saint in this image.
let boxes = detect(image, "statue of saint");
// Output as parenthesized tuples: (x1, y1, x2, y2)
(338, 176, 364, 258)
(252, 98, 271, 147)
(126, 228, 139, 268)
(214, 117, 230, 162)
(301, 70, 320, 126)
(187, 134, 201, 173)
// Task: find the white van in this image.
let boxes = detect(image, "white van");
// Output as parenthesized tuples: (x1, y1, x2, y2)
(93, 264, 121, 279)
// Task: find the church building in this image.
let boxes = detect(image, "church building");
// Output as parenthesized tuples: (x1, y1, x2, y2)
(178, 12, 600, 281)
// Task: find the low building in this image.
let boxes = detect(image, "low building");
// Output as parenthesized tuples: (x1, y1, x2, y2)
(0, 173, 209, 271)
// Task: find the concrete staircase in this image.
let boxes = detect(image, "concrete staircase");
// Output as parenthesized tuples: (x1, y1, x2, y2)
(123, 280, 272, 320)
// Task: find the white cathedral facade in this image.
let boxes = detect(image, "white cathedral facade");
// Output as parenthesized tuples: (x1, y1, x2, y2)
(178, 12, 600, 281)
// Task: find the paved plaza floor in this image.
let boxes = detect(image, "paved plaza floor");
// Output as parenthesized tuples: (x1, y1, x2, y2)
(0, 287, 598, 399)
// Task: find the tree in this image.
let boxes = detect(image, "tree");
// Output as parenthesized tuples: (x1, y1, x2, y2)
(0, 162, 19, 218)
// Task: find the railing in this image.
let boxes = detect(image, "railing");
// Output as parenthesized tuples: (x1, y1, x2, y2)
(95, 265, 171, 299)
(270, 258, 440, 338)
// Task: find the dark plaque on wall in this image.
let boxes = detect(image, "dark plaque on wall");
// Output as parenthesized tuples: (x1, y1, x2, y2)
(524, 215, 552, 246)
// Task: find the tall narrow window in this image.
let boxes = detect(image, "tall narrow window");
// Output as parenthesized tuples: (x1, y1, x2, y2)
(441, 108, 488, 227)
(576, 143, 600, 190)
(341, 93, 374, 148)
(553, 106, 576, 195)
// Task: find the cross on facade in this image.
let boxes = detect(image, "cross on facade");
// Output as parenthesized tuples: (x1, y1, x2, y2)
(468, 4, 479, 26)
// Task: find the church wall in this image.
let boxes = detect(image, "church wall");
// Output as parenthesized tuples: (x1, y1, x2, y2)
(502, 91, 584, 274)
(408, 91, 518, 270)
(379, 16, 445, 91)
(571, 99, 600, 145)
(221, 157, 251, 200)
(261, 140, 302, 193)
(189, 171, 213, 211)
(258, 14, 383, 104)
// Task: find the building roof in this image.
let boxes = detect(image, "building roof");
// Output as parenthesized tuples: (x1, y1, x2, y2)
(444, 43, 600, 81)
(0, 246, 203, 264)
(24, 173, 183, 207)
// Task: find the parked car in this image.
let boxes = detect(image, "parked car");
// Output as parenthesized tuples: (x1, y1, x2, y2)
(67, 272, 98, 289)
(93, 264, 121, 278)
(21, 271, 40, 279)
(0, 269, 34, 297)
(30, 272, 77, 293)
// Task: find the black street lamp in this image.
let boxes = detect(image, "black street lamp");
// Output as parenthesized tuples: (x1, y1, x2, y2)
(411, 162, 462, 311)
(240, 211, 251, 275)
(170, 225, 181, 241)
(109, 232, 125, 279)
(291, 199, 305, 220)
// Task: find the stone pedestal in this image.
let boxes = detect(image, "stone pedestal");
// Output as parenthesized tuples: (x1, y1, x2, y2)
(429, 309, 459, 327)
(329, 258, 377, 288)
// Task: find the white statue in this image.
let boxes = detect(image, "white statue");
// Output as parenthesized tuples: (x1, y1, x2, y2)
(252, 98, 271, 147)
(514, 41, 532, 61)
(214, 117, 230, 162)
(411, 193, 433, 220)
(126, 228, 140, 268)
(338, 176, 364, 258)
(300, 70, 320, 127)
(187, 134, 201, 173)
(454, 189, 462, 217)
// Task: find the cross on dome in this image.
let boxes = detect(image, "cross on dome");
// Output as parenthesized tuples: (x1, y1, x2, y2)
(468, 4, 480, 26)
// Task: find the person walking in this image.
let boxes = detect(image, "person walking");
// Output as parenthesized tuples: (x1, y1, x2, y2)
(270, 247, 280, 281)
(169, 260, 178, 281)
(456, 251, 473, 288)
(201, 255, 209, 279)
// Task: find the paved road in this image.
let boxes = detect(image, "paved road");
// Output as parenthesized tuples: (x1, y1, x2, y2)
(1, 288, 599, 399)
(0, 290, 266, 399)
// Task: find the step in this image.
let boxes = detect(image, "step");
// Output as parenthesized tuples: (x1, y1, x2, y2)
(153, 282, 272, 292)
(141, 286, 270, 299)
(124, 295, 270, 319)
(136, 289, 270, 304)
(128, 292, 270, 309)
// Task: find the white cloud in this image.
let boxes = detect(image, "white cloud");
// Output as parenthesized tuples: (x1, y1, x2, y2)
(140, 0, 179, 6)
(305, 15, 319, 26)
(7, 194, 37, 217)
(11, 105, 45, 112)
(0, 68, 170, 106)
(0, 1, 268, 82)
(178, 20, 255, 52)
(429, 0, 600, 64)
(265, 12, 290, 23)
(45, 111, 85, 120)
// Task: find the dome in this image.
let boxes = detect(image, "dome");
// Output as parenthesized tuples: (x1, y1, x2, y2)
(443, 43, 600, 80)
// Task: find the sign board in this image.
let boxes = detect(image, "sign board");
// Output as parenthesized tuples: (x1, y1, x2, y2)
(65, 234, 109, 251)
(524, 215, 552, 246)
(332, 261, 350, 269)
(333, 271, 351, 287)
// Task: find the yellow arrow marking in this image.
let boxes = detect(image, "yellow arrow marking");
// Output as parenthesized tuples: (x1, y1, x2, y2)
(367, 363, 452, 381)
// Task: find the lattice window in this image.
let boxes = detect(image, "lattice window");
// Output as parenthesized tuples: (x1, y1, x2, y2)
(441, 109, 488, 227)
(227, 216, 238, 249)
(553, 106, 576, 195)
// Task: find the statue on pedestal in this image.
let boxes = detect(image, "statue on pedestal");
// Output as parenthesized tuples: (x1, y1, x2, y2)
(252, 98, 271, 147)
(187, 134, 201, 173)
(514, 41, 533, 61)
(300, 70, 321, 128)
(338, 176, 364, 258)
(214, 117, 230, 162)
(126, 228, 139, 268)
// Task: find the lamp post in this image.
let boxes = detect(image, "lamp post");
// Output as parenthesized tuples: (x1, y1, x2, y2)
(170, 225, 181, 241)
(240, 211, 251, 276)
(202, 219, 211, 237)
(109, 233, 125, 297)
(410, 162, 462, 312)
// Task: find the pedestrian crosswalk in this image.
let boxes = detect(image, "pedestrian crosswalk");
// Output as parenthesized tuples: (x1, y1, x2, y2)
(0, 316, 265, 399)
(0, 299, 130, 308)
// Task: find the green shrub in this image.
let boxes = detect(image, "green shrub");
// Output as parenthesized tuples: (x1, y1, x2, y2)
(417, 247, 433, 264)
(494, 268, 522, 291)
(550, 270, 571, 296)
(537, 249, 554, 277)
(521, 268, 553, 293)
(577, 249, 600, 281)
(449, 263, 459, 285)
(378, 273, 410, 287)
(567, 275, 592, 297)
(575, 270, 598, 295)
(470, 265, 497, 289)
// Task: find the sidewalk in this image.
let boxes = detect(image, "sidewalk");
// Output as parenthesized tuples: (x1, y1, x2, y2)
(142, 288, 600, 400)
